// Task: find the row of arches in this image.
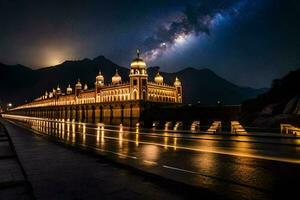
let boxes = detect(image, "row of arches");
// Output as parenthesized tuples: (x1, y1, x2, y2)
(101, 88, 130, 96)
(148, 95, 176, 102)
(12, 103, 142, 126)
(98, 94, 131, 102)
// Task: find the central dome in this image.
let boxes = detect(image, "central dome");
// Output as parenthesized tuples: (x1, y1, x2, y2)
(130, 49, 146, 69)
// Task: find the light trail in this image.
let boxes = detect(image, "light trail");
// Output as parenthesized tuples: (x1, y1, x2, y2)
(97, 134, 300, 165)
(4, 115, 300, 164)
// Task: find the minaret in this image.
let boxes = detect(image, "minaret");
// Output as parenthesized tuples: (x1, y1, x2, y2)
(75, 79, 82, 96)
(56, 85, 62, 96)
(174, 77, 182, 103)
(129, 49, 148, 100)
(66, 84, 73, 95)
(95, 70, 104, 93)
(95, 70, 105, 102)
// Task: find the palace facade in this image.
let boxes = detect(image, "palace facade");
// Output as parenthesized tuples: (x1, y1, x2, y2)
(9, 50, 183, 126)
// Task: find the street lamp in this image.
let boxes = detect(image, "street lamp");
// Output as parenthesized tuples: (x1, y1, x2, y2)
(7, 103, 12, 111)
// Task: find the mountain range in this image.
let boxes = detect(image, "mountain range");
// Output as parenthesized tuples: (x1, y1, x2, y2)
(0, 56, 266, 106)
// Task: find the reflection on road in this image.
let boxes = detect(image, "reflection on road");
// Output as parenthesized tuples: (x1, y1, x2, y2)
(3, 114, 300, 200)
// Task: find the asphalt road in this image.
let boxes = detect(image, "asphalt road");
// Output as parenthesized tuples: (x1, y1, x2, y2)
(3, 115, 300, 200)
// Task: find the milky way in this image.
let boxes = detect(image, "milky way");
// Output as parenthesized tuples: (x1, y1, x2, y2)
(141, 0, 251, 61)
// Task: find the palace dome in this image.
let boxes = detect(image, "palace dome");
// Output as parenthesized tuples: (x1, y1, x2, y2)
(96, 71, 104, 82)
(130, 58, 146, 69)
(56, 85, 62, 95)
(84, 83, 88, 90)
(174, 77, 181, 87)
(66, 84, 72, 94)
(75, 79, 82, 88)
(154, 72, 163, 84)
(130, 49, 146, 69)
(112, 69, 122, 84)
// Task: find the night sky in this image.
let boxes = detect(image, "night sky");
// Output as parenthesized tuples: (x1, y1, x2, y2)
(0, 0, 299, 88)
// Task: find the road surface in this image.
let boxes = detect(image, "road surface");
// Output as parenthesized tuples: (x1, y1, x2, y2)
(3, 115, 300, 200)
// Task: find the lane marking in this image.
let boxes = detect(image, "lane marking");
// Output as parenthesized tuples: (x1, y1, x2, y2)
(163, 165, 199, 174)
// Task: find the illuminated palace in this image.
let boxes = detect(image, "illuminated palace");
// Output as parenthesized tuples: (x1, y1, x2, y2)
(10, 50, 182, 126)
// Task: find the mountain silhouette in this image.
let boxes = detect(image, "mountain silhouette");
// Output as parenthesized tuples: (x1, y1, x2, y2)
(0, 57, 266, 106)
(241, 68, 300, 127)
(243, 67, 300, 113)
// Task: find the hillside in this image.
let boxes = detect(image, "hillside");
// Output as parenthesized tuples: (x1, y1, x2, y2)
(242, 68, 300, 127)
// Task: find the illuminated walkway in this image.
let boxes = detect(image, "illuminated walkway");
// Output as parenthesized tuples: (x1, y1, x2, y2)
(0, 119, 202, 200)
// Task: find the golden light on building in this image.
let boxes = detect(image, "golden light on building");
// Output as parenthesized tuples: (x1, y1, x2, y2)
(95, 71, 104, 87)
(112, 69, 122, 84)
(66, 84, 72, 95)
(130, 50, 147, 69)
(9, 49, 183, 125)
(154, 72, 164, 84)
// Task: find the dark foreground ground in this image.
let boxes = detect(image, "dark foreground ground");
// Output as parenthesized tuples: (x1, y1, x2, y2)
(0, 119, 218, 200)
(0, 120, 33, 200)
